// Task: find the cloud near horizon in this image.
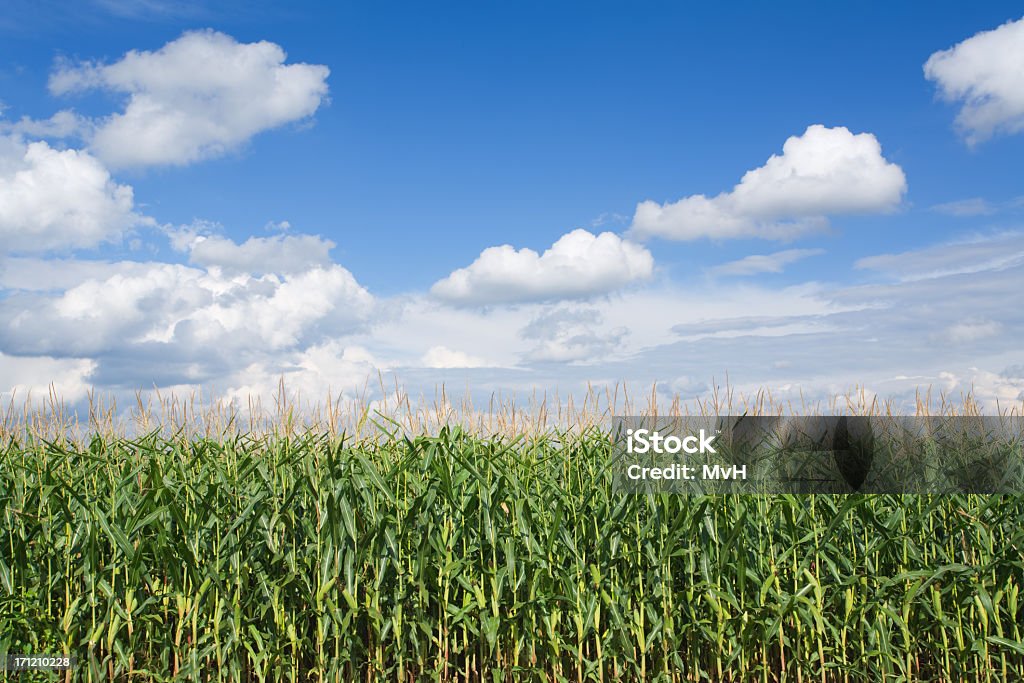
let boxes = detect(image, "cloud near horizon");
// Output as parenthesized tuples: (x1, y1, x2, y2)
(420, 346, 491, 369)
(2, 232, 1023, 412)
(629, 125, 907, 241)
(0, 248, 375, 388)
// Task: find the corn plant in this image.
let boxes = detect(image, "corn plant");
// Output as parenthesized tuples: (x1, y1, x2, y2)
(2, 404, 1023, 681)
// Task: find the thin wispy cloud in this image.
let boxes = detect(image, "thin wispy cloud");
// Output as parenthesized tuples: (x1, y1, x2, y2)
(708, 248, 825, 277)
(91, 0, 209, 19)
(855, 232, 1024, 282)
(931, 198, 995, 217)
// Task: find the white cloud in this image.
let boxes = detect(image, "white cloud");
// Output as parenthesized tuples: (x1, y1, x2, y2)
(709, 248, 824, 276)
(176, 232, 335, 274)
(629, 125, 906, 241)
(431, 229, 654, 305)
(421, 346, 490, 368)
(931, 198, 995, 217)
(924, 16, 1024, 144)
(670, 375, 709, 395)
(519, 307, 627, 363)
(0, 256, 157, 291)
(1003, 365, 1024, 381)
(0, 110, 90, 138)
(220, 341, 385, 407)
(0, 136, 139, 252)
(182, 265, 372, 349)
(855, 231, 1024, 282)
(590, 211, 629, 228)
(263, 219, 292, 232)
(0, 351, 96, 405)
(931, 368, 1024, 406)
(354, 296, 531, 369)
(944, 319, 1002, 344)
(673, 318, 842, 342)
(0, 260, 374, 387)
(50, 29, 330, 168)
(361, 282, 846, 379)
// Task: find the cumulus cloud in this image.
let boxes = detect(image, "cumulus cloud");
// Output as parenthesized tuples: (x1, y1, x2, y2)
(0, 260, 374, 386)
(49, 29, 330, 168)
(629, 125, 906, 241)
(220, 342, 385, 406)
(709, 248, 824, 276)
(931, 368, 1024, 405)
(924, 16, 1024, 144)
(0, 351, 96, 405)
(0, 136, 139, 252)
(172, 230, 336, 274)
(430, 229, 654, 305)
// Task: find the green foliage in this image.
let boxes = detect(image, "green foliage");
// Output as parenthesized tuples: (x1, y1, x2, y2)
(1, 427, 1022, 681)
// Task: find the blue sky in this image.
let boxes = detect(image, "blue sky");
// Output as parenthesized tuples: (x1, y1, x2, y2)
(1, 1, 1023, 412)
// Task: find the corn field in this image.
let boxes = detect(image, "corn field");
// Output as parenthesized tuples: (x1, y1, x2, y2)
(2, 390, 1024, 681)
